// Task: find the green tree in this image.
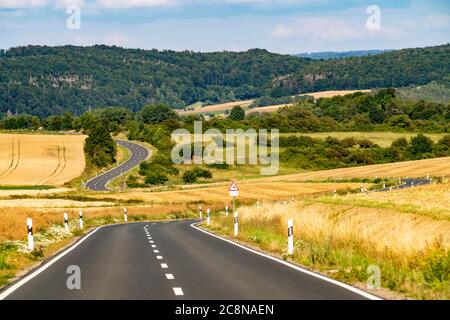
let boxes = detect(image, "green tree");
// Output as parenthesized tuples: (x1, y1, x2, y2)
(140, 104, 178, 124)
(229, 106, 245, 121)
(84, 122, 116, 168)
(408, 134, 434, 158)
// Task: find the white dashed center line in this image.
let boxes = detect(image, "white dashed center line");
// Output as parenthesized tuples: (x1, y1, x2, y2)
(165, 274, 174, 280)
(153, 250, 159, 253)
(161, 263, 168, 269)
(156, 255, 163, 260)
(151, 245, 156, 248)
(173, 287, 184, 296)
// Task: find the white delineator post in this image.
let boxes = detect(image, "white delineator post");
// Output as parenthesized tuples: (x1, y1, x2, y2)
(27, 218, 34, 251)
(225, 205, 229, 217)
(234, 211, 238, 237)
(333, 188, 337, 198)
(207, 208, 210, 226)
(288, 219, 294, 255)
(199, 206, 203, 220)
(124, 208, 128, 222)
(64, 213, 69, 232)
(79, 210, 84, 229)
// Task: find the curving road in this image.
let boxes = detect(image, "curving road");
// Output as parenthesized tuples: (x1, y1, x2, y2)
(85, 140, 150, 191)
(0, 220, 380, 300)
(373, 178, 432, 192)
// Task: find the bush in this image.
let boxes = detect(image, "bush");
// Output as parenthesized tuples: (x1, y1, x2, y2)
(408, 134, 434, 158)
(182, 170, 198, 184)
(191, 167, 212, 179)
(145, 173, 168, 185)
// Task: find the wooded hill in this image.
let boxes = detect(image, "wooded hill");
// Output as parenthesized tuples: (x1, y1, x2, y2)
(0, 43, 448, 118)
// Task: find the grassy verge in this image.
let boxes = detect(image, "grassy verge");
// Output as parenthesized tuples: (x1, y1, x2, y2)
(0, 210, 196, 289)
(203, 200, 450, 300)
(0, 185, 55, 190)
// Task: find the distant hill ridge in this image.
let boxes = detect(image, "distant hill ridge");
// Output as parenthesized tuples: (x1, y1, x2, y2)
(296, 49, 392, 60)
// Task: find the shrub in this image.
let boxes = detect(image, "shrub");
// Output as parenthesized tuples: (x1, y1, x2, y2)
(182, 170, 198, 184)
(145, 173, 168, 185)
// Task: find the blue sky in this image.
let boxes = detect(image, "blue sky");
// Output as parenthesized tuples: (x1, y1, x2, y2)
(0, 0, 449, 53)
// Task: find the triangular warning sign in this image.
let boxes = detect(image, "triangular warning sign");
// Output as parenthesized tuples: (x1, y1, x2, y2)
(228, 181, 239, 192)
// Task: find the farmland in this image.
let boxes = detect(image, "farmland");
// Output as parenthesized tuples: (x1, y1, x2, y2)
(0, 134, 86, 186)
(178, 90, 371, 116)
(206, 181, 450, 299)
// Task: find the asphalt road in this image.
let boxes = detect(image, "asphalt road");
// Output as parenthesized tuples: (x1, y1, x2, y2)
(374, 178, 432, 192)
(85, 140, 150, 191)
(0, 220, 379, 300)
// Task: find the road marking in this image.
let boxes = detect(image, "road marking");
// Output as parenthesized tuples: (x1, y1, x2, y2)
(149, 240, 154, 243)
(161, 263, 168, 269)
(165, 274, 174, 280)
(0, 227, 101, 300)
(156, 255, 163, 260)
(153, 250, 159, 253)
(173, 287, 184, 296)
(190, 222, 382, 300)
(151, 245, 156, 248)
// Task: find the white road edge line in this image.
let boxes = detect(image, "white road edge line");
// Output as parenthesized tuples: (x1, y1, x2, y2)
(0, 227, 101, 300)
(190, 222, 382, 301)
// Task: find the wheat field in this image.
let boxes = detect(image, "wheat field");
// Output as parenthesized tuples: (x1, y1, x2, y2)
(0, 134, 86, 186)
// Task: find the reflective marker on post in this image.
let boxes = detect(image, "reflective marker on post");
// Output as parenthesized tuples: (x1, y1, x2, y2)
(27, 218, 34, 251)
(64, 213, 69, 232)
(234, 211, 238, 237)
(79, 210, 83, 229)
(124, 208, 128, 222)
(225, 205, 229, 217)
(288, 219, 294, 255)
(207, 208, 210, 226)
(199, 206, 202, 220)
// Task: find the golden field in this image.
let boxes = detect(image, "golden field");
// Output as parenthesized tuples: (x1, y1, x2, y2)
(0, 134, 86, 186)
(178, 90, 371, 116)
(95, 181, 362, 205)
(262, 157, 450, 181)
(207, 181, 450, 299)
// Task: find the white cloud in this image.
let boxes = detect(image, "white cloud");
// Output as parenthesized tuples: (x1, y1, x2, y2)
(0, 0, 47, 9)
(270, 17, 362, 42)
(94, 0, 177, 9)
(270, 24, 294, 38)
(54, 0, 85, 8)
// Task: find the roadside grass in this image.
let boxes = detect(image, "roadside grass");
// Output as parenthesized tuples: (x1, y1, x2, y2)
(0, 185, 55, 190)
(0, 209, 197, 289)
(204, 194, 450, 299)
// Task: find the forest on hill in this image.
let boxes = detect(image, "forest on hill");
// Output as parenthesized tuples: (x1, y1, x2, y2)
(0, 44, 448, 118)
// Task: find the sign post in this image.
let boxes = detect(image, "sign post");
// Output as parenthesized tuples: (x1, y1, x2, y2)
(79, 210, 84, 229)
(64, 213, 69, 233)
(228, 181, 239, 215)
